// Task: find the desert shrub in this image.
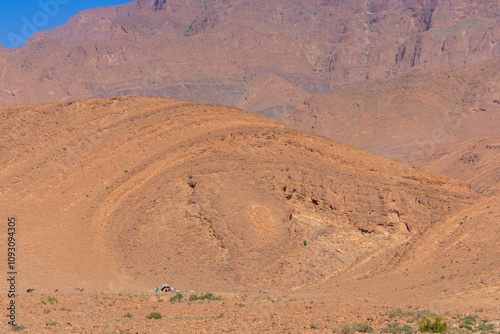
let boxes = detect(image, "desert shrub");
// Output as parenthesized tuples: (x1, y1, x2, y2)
(200, 292, 214, 300)
(459, 315, 477, 330)
(381, 325, 414, 334)
(41, 296, 58, 305)
(410, 310, 437, 323)
(341, 325, 353, 334)
(388, 308, 407, 318)
(459, 323, 473, 330)
(461, 316, 477, 325)
(473, 322, 494, 332)
(419, 316, 448, 333)
(188, 292, 222, 301)
(310, 322, 321, 329)
(352, 322, 374, 333)
(387, 308, 439, 324)
(124, 312, 132, 318)
(11, 324, 27, 331)
(169, 293, 183, 303)
(146, 312, 162, 320)
(401, 325, 414, 333)
(382, 322, 403, 334)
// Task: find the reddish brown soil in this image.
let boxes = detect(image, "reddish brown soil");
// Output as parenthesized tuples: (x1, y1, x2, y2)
(2, 290, 499, 333)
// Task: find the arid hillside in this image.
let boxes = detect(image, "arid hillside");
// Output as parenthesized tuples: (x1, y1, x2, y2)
(0, 96, 481, 294)
(281, 59, 500, 158)
(314, 192, 500, 311)
(1, 96, 498, 333)
(401, 135, 500, 196)
(2, 0, 500, 117)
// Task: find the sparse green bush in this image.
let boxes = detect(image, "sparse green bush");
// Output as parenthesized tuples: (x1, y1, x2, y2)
(41, 296, 58, 305)
(352, 322, 374, 333)
(459, 315, 476, 330)
(459, 323, 473, 330)
(188, 292, 222, 301)
(201, 292, 215, 300)
(404, 310, 437, 324)
(169, 293, 184, 303)
(11, 324, 27, 331)
(124, 312, 132, 318)
(419, 316, 448, 333)
(48, 321, 57, 326)
(474, 322, 494, 332)
(382, 323, 403, 334)
(462, 316, 476, 324)
(310, 322, 321, 329)
(387, 308, 413, 319)
(341, 325, 353, 334)
(146, 312, 162, 319)
(401, 325, 414, 333)
(382, 323, 414, 334)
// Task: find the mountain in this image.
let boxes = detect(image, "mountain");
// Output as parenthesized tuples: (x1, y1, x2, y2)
(401, 135, 500, 195)
(0, 96, 478, 293)
(280, 59, 500, 158)
(313, 193, 500, 311)
(1, 0, 500, 117)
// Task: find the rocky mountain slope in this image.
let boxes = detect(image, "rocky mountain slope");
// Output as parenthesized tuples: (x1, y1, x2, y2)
(402, 135, 500, 195)
(0, 96, 479, 294)
(314, 192, 500, 311)
(2, 0, 500, 117)
(281, 59, 500, 158)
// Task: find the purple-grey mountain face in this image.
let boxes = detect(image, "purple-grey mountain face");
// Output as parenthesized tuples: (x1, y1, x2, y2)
(1, 0, 499, 117)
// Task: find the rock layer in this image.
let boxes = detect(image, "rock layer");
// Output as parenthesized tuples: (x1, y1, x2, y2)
(2, 0, 500, 115)
(0, 96, 476, 292)
(281, 59, 500, 158)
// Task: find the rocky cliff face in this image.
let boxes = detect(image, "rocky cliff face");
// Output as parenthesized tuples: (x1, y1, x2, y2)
(1, 0, 499, 116)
